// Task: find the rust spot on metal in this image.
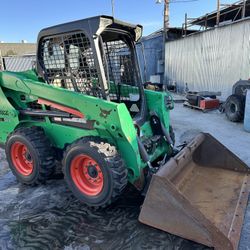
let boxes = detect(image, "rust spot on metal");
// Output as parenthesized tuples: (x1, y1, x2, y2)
(139, 133, 250, 250)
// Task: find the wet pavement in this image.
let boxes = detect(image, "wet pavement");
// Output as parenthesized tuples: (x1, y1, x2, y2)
(1, 102, 250, 249)
(0, 148, 210, 250)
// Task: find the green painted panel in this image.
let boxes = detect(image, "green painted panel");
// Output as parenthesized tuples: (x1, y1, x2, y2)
(0, 70, 173, 184)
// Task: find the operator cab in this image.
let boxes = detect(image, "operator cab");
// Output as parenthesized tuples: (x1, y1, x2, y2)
(37, 16, 145, 124)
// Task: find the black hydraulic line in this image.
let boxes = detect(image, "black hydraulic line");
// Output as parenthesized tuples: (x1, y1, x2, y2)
(137, 136, 154, 172)
(160, 122, 174, 147)
(137, 136, 150, 163)
(19, 109, 73, 118)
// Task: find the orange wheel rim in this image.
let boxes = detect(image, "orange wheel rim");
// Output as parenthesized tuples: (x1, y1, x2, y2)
(10, 142, 34, 176)
(70, 154, 104, 196)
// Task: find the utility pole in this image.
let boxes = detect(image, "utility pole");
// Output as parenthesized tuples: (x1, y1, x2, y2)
(111, 0, 115, 17)
(216, 0, 220, 26)
(163, 0, 170, 41)
(162, 1, 170, 60)
(184, 13, 188, 36)
(155, 0, 170, 88)
(242, 0, 246, 19)
(163, 0, 170, 89)
(156, 0, 170, 58)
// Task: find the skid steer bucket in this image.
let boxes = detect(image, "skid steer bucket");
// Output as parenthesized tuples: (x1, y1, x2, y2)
(139, 133, 250, 250)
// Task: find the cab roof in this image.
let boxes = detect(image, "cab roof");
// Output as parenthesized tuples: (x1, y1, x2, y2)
(37, 15, 143, 43)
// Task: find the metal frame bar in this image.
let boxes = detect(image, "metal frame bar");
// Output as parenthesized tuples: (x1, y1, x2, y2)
(182, 0, 250, 36)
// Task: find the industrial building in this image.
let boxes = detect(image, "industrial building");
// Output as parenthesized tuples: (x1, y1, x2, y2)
(136, 28, 194, 85)
(164, 0, 250, 99)
(0, 43, 36, 71)
(137, 0, 250, 99)
(0, 43, 36, 57)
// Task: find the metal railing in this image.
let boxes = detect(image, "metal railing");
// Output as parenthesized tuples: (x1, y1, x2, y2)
(182, 0, 250, 37)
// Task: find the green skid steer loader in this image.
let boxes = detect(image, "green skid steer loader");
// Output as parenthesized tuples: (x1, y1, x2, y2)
(0, 16, 249, 250)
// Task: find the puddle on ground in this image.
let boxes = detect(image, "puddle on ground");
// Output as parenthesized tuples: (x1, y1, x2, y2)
(0, 157, 210, 250)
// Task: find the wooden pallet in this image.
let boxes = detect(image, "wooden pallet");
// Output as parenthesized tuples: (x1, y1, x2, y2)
(183, 101, 210, 113)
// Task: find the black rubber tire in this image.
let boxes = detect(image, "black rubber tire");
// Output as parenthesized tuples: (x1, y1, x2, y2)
(225, 94, 245, 122)
(63, 137, 128, 208)
(169, 125, 175, 146)
(5, 127, 56, 185)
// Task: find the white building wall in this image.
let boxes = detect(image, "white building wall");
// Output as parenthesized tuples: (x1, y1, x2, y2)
(165, 18, 250, 99)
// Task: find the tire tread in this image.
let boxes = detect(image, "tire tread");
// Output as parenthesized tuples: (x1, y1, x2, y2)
(63, 136, 128, 208)
(6, 126, 56, 185)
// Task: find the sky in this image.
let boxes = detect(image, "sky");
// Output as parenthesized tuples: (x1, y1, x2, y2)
(0, 0, 236, 43)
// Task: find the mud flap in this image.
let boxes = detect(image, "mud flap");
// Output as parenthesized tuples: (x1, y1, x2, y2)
(139, 133, 250, 250)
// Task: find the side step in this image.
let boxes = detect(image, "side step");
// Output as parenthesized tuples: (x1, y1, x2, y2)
(139, 133, 250, 250)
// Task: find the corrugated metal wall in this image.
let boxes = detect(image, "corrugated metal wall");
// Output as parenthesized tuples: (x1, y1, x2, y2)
(3, 55, 36, 71)
(136, 34, 163, 83)
(165, 19, 250, 99)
